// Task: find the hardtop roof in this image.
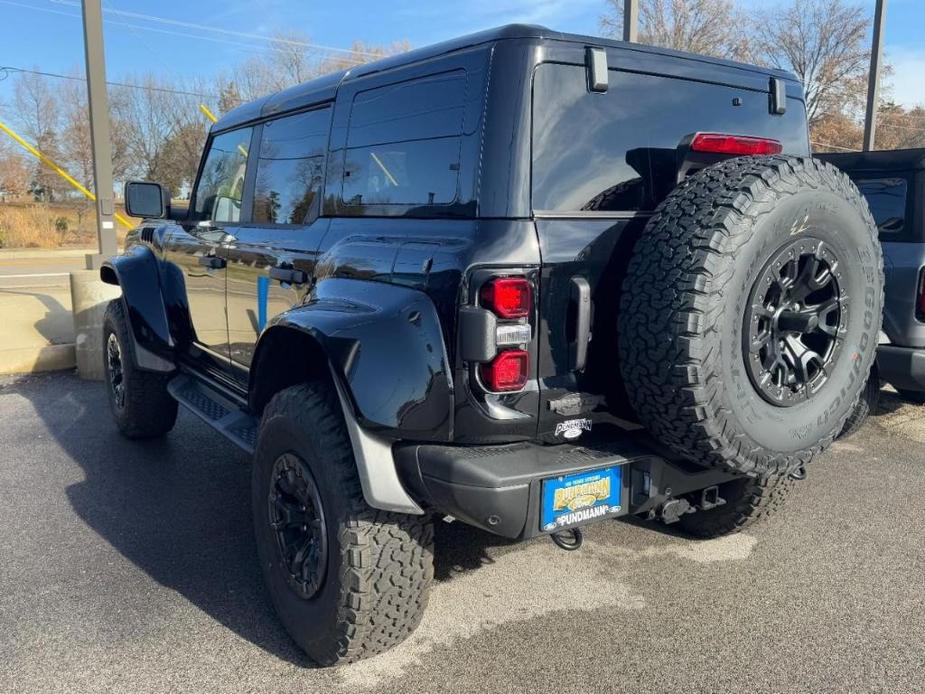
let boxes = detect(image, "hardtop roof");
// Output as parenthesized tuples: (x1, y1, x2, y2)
(213, 23, 799, 132)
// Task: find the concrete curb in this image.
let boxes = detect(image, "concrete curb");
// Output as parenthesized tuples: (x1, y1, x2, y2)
(0, 344, 76, 375)
(0, 249, 92, 260)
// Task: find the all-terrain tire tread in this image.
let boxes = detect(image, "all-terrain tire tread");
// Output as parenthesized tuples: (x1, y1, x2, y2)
(677, 474, 796, 538)
(103, 299, 178, 439)
(260, 383, 433, 665)
(618, 155, 883, 476)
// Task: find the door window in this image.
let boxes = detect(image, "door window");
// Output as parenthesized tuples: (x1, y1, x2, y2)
(253, 108, 331, 224)
(193, 127, 253, 223)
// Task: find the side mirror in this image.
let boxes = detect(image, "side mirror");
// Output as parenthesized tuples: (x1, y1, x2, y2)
(124, 181, 168, 219)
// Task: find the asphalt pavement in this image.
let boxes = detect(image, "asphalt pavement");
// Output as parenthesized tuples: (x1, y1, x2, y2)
(1, 372, 923, 694)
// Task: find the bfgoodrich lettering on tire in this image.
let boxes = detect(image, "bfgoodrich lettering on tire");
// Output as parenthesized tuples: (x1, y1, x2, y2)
(618, 156, 883, 476)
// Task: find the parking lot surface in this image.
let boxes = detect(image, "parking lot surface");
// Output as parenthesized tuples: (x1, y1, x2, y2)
(1, 372, 923, 694)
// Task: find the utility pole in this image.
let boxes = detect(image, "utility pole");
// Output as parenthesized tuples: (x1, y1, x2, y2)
(81, 0, 117, 269)
(623, 0, 639, 43)
(863, 0, 888, 152)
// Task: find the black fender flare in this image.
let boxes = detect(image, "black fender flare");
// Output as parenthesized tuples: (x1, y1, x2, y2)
(100, 245, 175, 372)
(251, 278, 454, 441)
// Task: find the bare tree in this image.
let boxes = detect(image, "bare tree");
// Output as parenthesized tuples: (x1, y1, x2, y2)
(0, 141, 31, 199)
(13, 71, 68, 200)
(600, 0, 751, 60)
(752, 0, 871, 125)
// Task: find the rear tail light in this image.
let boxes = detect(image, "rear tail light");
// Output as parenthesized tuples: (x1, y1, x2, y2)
(480, 277, 532, 319)
(480, 349, 529, 392)
(690, 133, 783, 156)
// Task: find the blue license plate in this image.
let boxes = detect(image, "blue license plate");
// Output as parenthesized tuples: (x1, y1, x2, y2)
(541, 465, 623, 532)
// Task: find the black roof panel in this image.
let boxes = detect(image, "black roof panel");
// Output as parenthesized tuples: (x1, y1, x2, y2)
(213, 23, 800, 132)
(817, 148, 925, 171)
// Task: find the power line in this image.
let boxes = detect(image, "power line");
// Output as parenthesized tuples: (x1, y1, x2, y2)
(0, 65, 216, 98)
(46, 0, 381, 57)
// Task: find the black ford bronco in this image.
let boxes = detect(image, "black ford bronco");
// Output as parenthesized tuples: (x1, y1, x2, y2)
(102, 25, 883, 665)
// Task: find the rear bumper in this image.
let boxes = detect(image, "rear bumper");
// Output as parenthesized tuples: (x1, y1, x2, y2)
(394, 433, 738, 540)
(878, 345, 925, 393)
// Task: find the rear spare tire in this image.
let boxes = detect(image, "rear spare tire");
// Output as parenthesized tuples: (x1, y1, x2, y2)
(619, 156, 883, 476)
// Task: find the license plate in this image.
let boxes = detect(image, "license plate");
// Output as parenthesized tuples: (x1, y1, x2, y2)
(541, 465, 623, 532)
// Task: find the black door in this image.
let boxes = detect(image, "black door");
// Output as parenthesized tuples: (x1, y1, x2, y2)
(220, 106, 333, 381)
(163, 125, 253, 372)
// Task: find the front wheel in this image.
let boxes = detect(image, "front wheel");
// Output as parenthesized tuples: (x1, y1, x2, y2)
(102, 299, 178, 439)
(252, 382, 434, 666)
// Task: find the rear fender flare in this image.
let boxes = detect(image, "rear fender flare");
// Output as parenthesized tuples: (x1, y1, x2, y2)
(251, 278, 454, 441)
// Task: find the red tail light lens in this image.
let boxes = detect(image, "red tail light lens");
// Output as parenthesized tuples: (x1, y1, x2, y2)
(480, 349, 529, 392)
(690, 133, 783, 156)
(481, 277, 532, 319)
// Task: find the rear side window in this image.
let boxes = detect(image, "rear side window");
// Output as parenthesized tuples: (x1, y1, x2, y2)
(532, 63, 808, 213)
(341, 71, 466, 210)
(253, 107, 330, 224)
(854, 177, 907, 235)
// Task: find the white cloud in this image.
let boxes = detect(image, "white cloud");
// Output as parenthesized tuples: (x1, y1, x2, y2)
(886, 47, 925, 108)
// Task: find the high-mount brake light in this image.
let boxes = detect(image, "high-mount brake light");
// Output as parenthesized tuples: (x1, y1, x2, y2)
(480, 349, 529, 392)
(481, 277, 532, 319)
(690, 133, 783, 156)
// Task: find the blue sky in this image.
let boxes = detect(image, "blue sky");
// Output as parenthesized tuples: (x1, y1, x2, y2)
(1, 0, 924, 116)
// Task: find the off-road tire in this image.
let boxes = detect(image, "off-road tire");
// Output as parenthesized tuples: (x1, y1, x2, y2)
(676, 474, 795, 538)
(102, 299, 178, 438)
(838, 364, 880, 439)
(252, 382, 434, 666)
(619, 156, 883, 476)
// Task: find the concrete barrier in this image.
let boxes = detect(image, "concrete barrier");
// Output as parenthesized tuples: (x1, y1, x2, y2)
(69, 270, 121, 380)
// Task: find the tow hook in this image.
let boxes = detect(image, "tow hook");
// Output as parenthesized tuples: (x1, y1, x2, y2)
(789, 466, 807, 481)
(550, 527, 583, 551)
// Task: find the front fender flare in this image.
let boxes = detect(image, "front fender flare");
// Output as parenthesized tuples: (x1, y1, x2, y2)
(100, 245, 175, 372)
(254, 278, 454, 441)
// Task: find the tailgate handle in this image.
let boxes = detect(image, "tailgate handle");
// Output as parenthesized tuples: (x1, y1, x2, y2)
(569, 276, 591, 371)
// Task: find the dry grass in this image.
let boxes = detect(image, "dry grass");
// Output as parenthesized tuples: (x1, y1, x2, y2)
(0, 202, 132, 249)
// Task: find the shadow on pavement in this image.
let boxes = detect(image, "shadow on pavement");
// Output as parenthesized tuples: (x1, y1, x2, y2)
(6, 372, 516, 666)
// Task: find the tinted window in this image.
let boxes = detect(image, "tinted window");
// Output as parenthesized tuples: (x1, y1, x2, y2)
(855, 177, 907, 235)
(342, 71, 466, 208)
(532, 64, 808, 213)
(194, 127, 252, 222)
(253, 108, 330, 224)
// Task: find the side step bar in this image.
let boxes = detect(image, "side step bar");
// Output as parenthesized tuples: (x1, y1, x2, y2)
(167, 373, 259, 454)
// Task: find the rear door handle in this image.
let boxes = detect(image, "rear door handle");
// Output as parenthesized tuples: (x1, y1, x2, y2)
(269, 266, 308, 285)
(198, 255, 226, 269)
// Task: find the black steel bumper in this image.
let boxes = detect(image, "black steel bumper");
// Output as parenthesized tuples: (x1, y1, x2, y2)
(394, 432, 738, 540)
(878, 345, 925, 393)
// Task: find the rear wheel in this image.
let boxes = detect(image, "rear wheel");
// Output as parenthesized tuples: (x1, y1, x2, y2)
(676, 475, 795, 539)
(619, 156, 883, 476)
(838, 363, 880, 439)
(252, 382, 434, 665)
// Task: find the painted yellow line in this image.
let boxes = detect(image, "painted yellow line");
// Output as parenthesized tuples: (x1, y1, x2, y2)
(0, 119, 133, 229)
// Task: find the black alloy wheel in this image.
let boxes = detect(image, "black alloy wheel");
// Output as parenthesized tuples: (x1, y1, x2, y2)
(268, 453, 328, 600)
(106, 331, 126, 411)
(744, 238, 845, 407)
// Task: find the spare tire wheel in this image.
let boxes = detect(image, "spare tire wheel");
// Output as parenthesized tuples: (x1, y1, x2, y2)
(618, 155, 883, 476)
